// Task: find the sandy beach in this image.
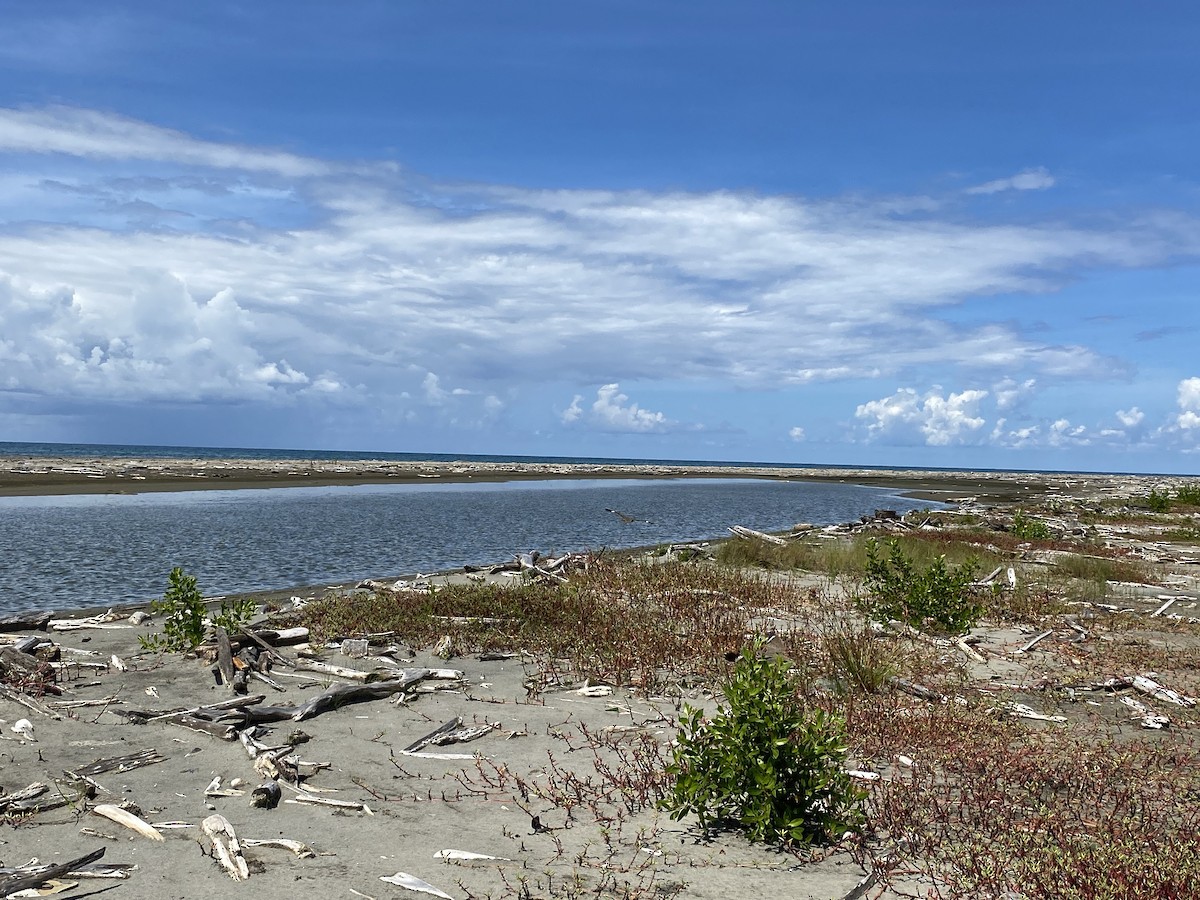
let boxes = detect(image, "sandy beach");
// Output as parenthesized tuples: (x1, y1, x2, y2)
(0, 615, 879, 900)
(3, 460, 1200, 898)
(0, 454, 1192, 504)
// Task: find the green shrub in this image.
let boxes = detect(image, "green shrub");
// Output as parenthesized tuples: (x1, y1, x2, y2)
(1146, 489, 1173, 513)
(139, 567, 255, 652)
(1011, 509, 1051, 541)
(661, 648, 864, 846)
(861, 538, 981, 633)
(1175, 483, 1200, 506)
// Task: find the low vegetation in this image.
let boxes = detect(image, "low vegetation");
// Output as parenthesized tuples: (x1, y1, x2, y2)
(303, 560, 818, 689)
(138, 567, 256, 652)
(662, 647, 865, 845)
(861, 538, 981, 633)
(289, 496, 1199, 896)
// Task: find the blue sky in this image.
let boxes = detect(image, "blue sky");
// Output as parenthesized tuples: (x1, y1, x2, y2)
(1, 2, 1199, 473)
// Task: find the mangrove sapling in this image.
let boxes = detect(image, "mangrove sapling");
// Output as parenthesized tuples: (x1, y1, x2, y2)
(662, 647, 864, 846)
(139, 567, 257, 653)
(860, 538, 982, 633)
(1010, 508, 1052, 541)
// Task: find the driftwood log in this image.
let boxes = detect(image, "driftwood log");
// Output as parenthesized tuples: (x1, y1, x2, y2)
(728, 524, 788, 546)
(0, 611, 52, 633)
(0, 848, 105, 898)
(250, 668, 430, 723)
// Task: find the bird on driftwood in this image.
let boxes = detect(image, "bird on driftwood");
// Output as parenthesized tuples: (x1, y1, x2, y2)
(606, 507, 655, 525)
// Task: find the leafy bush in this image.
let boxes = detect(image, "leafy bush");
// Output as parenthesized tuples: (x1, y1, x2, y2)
(1146, 489, 1173, 513)
(1175, 483, 1200, 506)
(1011, 509, 1051, 541)
(861, 538, 981, 633)
(661, 648, 864, 845)
(139, 567, 255, 652)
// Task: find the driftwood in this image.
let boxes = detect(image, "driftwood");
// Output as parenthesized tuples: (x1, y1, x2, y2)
(49, 610, 129, 631)
(1121, 695, 1170, 729)
(125, 693, 267, 724)
(955, 637, 987, 663)
(237, 669, 432, 725)
(251, 781, 282, 809)
(286, 792, 372, 814)
(1128, 674, 1196, 707)
(0, 683, 61, 719)
(242, 838, 315, 858)
(198, 626, 309, 660)
(0, 847, 105, 898)
(216, 627, 235, 684)
(402, 716, 499, 753)
(888, 677, 944, 702)
(728, 524, 788, 546)
(3, 787, 90, 820)
(379, 871, 454, 900)
(0, 645, 47, 681)
(0, 610, 52, 633)
(237, 625, 301, 666)
(1152, 597, 1178, 617)
(434, 849, 511, 861)
(293, 658, 384, 681)
(289, 669, 429, 721)
(174, 715, 240, 740)
(66, 748, 165, 780)
(92, 804, 163, 841)
(1016, 630, 1054, 654)
(203, 814, 250, 881)
(1007, 702, 1067, 724)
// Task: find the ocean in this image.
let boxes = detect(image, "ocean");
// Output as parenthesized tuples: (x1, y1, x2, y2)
(0, 442, 942, 614)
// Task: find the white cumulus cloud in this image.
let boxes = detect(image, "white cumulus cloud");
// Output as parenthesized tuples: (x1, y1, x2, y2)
(856, 387, 989, 446)
(1116, 406, 1144, 428)
(564, 384, 675, 433)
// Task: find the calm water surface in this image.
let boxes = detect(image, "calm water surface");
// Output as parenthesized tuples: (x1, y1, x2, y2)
(0, 477, 933, 613)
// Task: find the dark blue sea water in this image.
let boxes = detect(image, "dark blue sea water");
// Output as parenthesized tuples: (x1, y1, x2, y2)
(0, 476, 936, 614)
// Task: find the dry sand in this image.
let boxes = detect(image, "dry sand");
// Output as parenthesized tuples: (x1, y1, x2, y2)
(0, 614, 872, 900)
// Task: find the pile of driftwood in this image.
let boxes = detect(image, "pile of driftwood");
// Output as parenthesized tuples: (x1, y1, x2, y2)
(1, 614, 484, 888)
(727, 510, 939, 547)
(354, 551, 595, 593)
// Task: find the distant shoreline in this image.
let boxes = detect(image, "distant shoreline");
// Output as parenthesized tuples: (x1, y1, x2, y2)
(0, 454, 1190, 504)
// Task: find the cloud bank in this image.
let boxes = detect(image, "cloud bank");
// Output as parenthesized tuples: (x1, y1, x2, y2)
(0, 107, 1197, 459)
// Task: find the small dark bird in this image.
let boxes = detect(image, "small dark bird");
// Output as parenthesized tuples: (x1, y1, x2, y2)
(605, 508, 637, 524)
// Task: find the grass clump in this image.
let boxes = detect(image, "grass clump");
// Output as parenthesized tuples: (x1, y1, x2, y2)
(1052, 552, 1153, 587)
(860, 538, 981, 633)
(823, 620, 899, 694)
(662, 647, 864, 845)
(715, 535, 865, 577)
(1175, 482, 1200, 506)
